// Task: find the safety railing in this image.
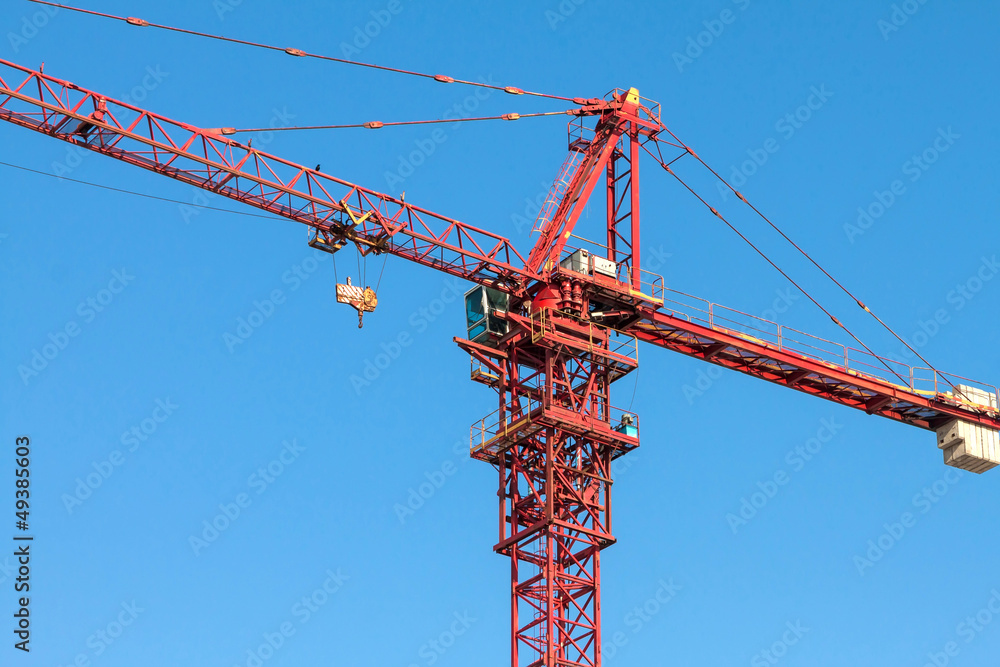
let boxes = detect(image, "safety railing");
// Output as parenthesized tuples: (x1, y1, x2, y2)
(551, 243, 665, 304)
(470, 396, 544, 456)
(618, 264, 665, 303)
(608, 407, 640, 439)
(470, 357, 500, 384)
(567, 117, 596, 152)
(656, 288, 1000, 410)
(532, 150, 586, 235)
(530, 308, 638, 367)
(469, 398, 640, 456)
(911, 368, 1000, 409)
(605, 87, 662, 125)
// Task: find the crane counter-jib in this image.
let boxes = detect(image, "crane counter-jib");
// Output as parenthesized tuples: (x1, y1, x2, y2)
(630, 305, 1000, 473)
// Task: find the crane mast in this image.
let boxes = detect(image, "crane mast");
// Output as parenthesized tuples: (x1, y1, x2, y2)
(454, 88, 655, 665)
(3, 56, 1000, 666)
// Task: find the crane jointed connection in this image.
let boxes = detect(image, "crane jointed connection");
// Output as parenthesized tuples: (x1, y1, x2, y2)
(4, 4, 1000, 665)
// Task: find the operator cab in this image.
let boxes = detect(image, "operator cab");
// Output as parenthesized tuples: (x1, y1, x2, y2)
(465, 286, 509, 345)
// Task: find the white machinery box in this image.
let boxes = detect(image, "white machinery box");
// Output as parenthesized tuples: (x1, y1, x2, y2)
(560, 249, 618, 279)
(936, 418, 1000, 474)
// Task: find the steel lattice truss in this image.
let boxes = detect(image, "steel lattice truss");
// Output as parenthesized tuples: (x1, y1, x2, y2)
(0, 59, 529, 289)
(461, 310, 637, 667)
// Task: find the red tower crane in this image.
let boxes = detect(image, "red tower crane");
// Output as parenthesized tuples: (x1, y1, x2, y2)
(2, 38, 999, 667)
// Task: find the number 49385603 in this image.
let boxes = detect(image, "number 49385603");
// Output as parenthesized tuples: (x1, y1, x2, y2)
(15, 436, 30, 527)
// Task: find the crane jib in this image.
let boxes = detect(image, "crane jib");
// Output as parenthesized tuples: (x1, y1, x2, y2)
(0, 57, 531, 291)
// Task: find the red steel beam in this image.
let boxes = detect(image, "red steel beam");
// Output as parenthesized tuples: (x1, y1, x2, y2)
(525, 90, 643, 276)
(0, 58, 534, 291)
(632, 307, 1000, 431)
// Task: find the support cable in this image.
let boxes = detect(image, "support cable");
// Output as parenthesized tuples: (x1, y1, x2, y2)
(628, 366, 639, 412)
(644, 145, 915, 391)
(30, 0, 580, 103)
(225, 110, 575, 134)
(0, 159, 280, 220)
(650, 132, 962, 397)
(375, 255, 388, 294)
(356, 248, 362, 288)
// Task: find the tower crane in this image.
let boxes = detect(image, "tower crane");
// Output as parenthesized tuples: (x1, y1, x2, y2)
(2, 10, 999, 665)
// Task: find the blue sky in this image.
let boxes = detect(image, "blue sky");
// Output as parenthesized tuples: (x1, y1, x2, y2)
(2, 1, 999, 665)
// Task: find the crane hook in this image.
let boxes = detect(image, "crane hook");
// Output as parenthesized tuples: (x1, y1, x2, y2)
(336, 276, 378, 328)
